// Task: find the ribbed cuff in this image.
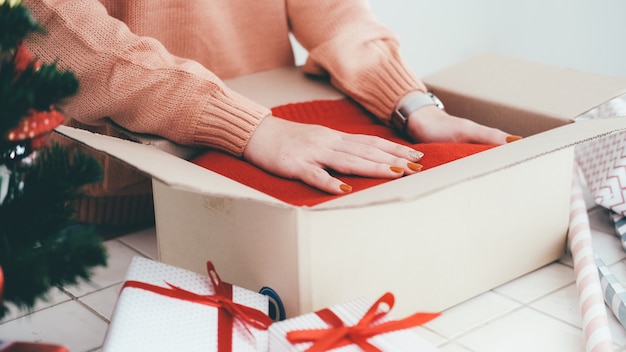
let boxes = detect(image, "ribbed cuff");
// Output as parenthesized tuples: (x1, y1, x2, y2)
(192, 85, 271, 156)
(352, 40, 427, 120)
(304, 26, 426, 123)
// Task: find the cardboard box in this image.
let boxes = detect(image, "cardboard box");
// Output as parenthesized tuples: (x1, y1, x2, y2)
(56, 53, 626, 318)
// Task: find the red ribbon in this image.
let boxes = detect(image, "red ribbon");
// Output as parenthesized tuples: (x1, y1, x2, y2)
(122, 261, 272, 352)
(286, 292, 440, 352)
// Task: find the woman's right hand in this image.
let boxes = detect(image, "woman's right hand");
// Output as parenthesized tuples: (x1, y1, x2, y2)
(242, 115, 425, 194)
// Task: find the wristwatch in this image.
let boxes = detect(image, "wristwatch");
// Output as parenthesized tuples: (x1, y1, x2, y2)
(391, 92, 444, 133)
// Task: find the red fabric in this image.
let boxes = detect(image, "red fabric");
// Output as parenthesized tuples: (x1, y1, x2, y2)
(1, 342, 68, 352)
(192, 99, 495, 206)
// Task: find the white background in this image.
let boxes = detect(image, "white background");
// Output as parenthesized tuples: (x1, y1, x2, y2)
(293, 0, 626, 79)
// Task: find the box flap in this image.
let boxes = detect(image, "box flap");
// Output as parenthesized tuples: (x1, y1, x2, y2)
(224, 66, 343, 107)
(314, 117, 626, 210)
(57, 114, 626, 213)
(55, 126, 286, 205)
(423, 53, 626, 136)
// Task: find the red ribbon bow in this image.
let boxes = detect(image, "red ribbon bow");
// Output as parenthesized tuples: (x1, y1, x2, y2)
(286, 292, 439, 352)
(122, 261, 272, 352)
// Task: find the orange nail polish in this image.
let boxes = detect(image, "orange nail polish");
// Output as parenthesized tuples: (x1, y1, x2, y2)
(506, 135, 523, 143)
(390, 166, 404, 173)
(340, 184, 352, 193)
(407, 162, 423, 172)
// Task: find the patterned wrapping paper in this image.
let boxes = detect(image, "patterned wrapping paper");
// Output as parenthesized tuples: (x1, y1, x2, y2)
(269, 293, 440, 351)
(575, 96, 626, 231)
(103, 256, 271, 352)
(574, 96, 626, 339)
(596, 255, 626, 329)
(575, 128, 626, 216)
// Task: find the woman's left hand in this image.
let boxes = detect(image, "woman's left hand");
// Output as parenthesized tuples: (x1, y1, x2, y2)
(405, 105, 517, 145)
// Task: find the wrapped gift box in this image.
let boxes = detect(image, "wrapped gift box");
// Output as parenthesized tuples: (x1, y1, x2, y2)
(102, 256, 271, 352)
(57, 53, 626, 318)
(269, 293, 440, 351)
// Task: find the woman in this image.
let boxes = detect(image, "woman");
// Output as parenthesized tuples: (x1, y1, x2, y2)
(25, 0, 515, 195)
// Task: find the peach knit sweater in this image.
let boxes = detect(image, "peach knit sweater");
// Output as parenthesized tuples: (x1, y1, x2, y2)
(24, 0, 425, 156)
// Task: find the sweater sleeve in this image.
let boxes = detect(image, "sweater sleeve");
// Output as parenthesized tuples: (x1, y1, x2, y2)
(23, 0, 270, 156)
(286, 0, 427, 123)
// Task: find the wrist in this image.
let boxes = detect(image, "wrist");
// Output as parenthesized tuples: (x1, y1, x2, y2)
(391, 91, 444, 135)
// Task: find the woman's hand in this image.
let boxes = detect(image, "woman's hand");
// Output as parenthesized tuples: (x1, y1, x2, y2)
(406, 105, 519, 145)
(243, 115, 425, 194)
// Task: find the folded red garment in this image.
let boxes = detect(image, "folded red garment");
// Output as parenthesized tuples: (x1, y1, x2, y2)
(192, 99, 495, 206)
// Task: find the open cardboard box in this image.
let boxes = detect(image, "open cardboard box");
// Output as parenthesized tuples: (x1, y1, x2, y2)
(56, 53, 626, 318)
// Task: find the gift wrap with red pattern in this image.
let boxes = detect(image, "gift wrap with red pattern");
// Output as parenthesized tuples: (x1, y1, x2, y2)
(269, 293, 440, 351)
(103, 256, 271, 352)
(575, 97, 626, 217)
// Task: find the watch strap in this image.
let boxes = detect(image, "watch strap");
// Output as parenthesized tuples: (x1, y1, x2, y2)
(391, 92, 443, 132)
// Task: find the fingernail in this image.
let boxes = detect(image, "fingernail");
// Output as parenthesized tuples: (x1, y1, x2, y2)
(340, 184, 352, 193)
(408, 150, 424, 160)
(390, 166, 404, 173)
(506, 135, 523, 143)
(407, 162, 423, 172)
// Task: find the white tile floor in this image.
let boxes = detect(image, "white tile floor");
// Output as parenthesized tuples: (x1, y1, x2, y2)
(2, 207, 626, 351)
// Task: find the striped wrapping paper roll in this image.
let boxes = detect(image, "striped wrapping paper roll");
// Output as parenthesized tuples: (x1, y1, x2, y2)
(569, 164, 614, 352)
(596, 255, 626, 329)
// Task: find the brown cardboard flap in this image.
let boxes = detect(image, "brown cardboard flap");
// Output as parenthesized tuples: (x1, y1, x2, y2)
(424, 53, 626, 137)
(54, 126, 281, 204)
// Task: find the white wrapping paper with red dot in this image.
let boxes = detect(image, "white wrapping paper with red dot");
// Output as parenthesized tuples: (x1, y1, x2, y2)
(102, 256, 270, 352)
(268, 295, 440, 351)
(575, 97, 626, 216)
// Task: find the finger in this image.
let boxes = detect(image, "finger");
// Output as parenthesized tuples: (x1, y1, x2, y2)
(334, 136, 424, 174)
(317, 150, 408, 179)
(458, 120, 516, 145)
(342, 133, 424, 162)
(298, 164, 353, 195)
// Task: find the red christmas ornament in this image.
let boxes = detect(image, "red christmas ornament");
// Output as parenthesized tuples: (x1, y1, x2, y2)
(13, 43, 42, 72)
(6, 108, 65, 149)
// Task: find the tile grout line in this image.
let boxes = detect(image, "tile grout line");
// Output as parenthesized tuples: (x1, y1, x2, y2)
(494, 280, 615, 341)
(444, 304, 528, 345)
(0, 287, 76, 325)
(61, 287, 113, 325)
(114, 237, 156, 261)
(441, 275, 583, 346)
